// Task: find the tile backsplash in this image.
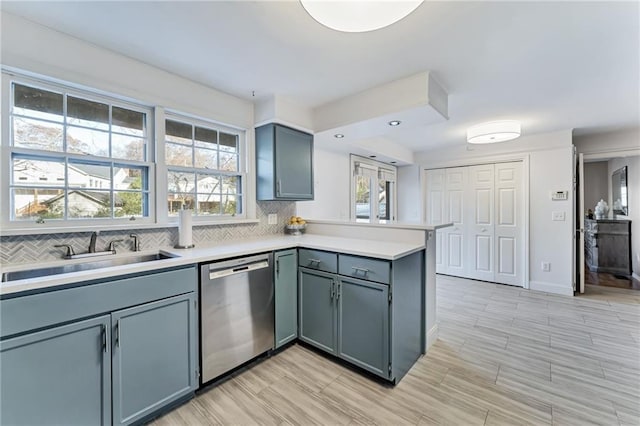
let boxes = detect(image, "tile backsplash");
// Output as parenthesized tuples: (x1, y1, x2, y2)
(0, 201, 296, 265)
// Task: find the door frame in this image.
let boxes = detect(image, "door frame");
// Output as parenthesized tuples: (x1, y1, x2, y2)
(575, 147, 640, 294)
(422, 154, 530, 289)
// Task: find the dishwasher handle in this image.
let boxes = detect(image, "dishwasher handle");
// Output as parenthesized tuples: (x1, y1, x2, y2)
(208, 260, 270, 280)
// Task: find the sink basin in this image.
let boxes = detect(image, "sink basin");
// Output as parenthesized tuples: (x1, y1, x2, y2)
(2, 252, 177, 282)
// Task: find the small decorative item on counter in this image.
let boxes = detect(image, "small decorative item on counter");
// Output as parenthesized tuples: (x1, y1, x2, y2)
(285, 216, 307, 235)
(594, 199, 609, 220)
(586, 209, 594, 220)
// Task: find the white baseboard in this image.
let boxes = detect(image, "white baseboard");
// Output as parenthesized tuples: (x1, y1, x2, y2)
(528, 280, 574, 296)
(426, 324, 439, 351)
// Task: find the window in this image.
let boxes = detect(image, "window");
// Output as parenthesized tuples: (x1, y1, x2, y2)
(350, 155, 397, 222)
(6, 78, 152, 224)
(164, 115, 244, 218)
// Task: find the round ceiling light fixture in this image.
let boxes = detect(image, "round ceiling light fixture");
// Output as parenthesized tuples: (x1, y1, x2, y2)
(388, 120, 401, 126)
(334, 133, 345, 139)
(467, 120, 521, 144)
(300, 0, 424, 33)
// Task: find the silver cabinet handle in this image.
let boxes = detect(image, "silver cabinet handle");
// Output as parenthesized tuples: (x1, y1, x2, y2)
(481, 228, 487, 232)
(102, 324, 108, 353)
(308, 259, 321, 266)
(115, 320, 120, 347)
(336, 282, 341, 300)
(277, 179, 282, 196)
(352, 266, 370, 275)
(330, 281, 335, 299)
(276, 259, 280, 275)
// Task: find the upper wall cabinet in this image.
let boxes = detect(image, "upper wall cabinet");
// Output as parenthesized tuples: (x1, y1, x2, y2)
(256, 123, 314, 201)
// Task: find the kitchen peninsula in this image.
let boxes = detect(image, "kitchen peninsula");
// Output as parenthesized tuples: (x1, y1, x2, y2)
(0, 220, 449, 425)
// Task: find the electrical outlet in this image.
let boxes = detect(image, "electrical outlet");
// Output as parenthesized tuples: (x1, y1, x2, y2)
(541, 262, 551, 272)
(267, 213, 277, 225)
(552, 211, 565, 221)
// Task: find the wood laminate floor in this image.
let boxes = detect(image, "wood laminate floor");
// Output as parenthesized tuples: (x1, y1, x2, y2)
(585, 267, 640, 291)
(152, 275, 640, 426)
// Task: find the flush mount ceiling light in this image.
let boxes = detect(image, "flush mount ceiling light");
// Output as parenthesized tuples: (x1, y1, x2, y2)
(388, 120, 401, 126)
(466, 120, 521, 144)
(300, 0, 424, 33)
(334, 133, 345, 139)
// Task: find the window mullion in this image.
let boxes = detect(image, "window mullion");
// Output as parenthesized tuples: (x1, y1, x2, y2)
(64, 156, 69, 220)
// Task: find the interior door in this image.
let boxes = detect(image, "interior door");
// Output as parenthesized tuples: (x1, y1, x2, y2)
(494, 162, 524, 286)
(444, 167, 467, 277)
(467, 164, 495, 282)
(577, 152, 585, 293)
(424, 168, 445, 272)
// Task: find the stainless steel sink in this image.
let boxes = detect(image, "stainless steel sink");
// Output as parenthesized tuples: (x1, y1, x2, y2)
(2, 252, 177, 282)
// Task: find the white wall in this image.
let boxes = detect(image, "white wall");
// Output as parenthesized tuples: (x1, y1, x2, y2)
(583, 161, 609, 213)
(296, 148, 350, 220)
(397, 164, 423, 223)
(608, 156, 640, 276)
(1, 12, 254, 128)
(574, 128, 640, 156)
(415, 130, 575, 295)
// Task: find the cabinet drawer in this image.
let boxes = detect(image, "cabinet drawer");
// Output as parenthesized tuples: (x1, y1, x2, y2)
(338, 254, 390, 284)
(298, 249, 337, 273)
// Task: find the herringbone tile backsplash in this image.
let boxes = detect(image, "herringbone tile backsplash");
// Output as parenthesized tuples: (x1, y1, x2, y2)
(0, 201, 296, 265)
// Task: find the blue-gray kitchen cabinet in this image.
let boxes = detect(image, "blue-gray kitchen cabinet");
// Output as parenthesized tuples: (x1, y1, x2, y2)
(337, 276, 390, 378)
(0, 315, 112, 425)
(112, 293, 197, 426)
(256, 123, 314, 200)
(297, 249, 424, 383)
(0, 265, 198, 425)
(275, 249, 298, 348)
(298, 267, 337, 354)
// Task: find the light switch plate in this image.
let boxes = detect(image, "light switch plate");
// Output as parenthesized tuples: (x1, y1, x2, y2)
(267, 213, 277, 225)
(552, 211, 565, 221)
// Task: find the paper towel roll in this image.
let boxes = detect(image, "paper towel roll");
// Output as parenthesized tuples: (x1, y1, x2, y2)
(178, 209, 193, 248)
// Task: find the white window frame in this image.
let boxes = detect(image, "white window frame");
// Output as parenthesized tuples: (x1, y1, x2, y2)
(350, 154, 397, 222)
(1, 71, 155, 231)
(158, 110, 247, 223)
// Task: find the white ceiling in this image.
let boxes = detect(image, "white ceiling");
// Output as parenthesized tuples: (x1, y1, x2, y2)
(2, 1, 638, 153)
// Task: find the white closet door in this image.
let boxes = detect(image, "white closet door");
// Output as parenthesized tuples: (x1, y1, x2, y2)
(425, 169, 446, 271)
(494, 162, 524, 286)
(467, 164, 495, 282)
(443, 168, 467, 277)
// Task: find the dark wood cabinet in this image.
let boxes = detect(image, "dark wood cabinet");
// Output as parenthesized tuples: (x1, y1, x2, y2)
(585, 219, 632, 276)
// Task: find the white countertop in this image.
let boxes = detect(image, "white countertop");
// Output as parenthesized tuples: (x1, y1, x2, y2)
(307, 219, 453, 231)
(0, 234, 424, 296)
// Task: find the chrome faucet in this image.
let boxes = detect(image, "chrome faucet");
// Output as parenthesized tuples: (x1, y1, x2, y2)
(89, 231, 99, 253)
(130, 234, 141, 252)
(108, 239, 124, 253)
(54, 244, 76, 258)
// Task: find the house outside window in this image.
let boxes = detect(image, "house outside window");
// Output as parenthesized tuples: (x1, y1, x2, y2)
(163, 114, 245, 219)
(3, 75, 152, 227)
(350, 155, 397, 222)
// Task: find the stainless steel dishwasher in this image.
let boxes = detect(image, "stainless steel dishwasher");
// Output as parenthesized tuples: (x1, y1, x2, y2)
(200, 253, 274, 383)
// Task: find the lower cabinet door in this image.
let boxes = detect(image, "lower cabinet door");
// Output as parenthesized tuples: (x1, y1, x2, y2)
(337, 277, 390, 378)
(112, 293, 197, 425)
(275, 249, 298, 348)
(298, 268, 337, 354)
(0, 315, 111, 425)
